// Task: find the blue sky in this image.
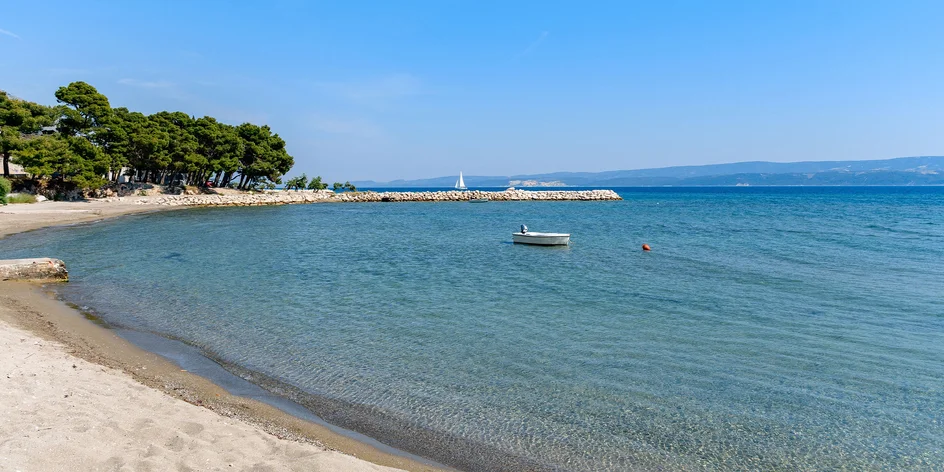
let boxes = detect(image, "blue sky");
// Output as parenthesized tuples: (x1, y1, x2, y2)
(2, 1, 943, 181)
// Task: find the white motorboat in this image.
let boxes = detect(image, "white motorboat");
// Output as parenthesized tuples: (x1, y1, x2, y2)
(455, 172, 467, 190)
(512, 231, 570, 246)
(469, 197, 489, 203)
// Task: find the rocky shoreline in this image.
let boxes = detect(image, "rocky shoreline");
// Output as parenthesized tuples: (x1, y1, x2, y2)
(123, 189, 622, 207)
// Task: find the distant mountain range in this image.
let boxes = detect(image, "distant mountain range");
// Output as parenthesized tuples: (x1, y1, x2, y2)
(353, 156, 944, 187)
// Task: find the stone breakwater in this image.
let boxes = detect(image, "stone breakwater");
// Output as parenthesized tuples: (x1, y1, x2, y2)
(128, 189, 622, 207)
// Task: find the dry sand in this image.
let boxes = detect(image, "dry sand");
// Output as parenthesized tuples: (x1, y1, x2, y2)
(0, 201, 445, 472)
(0, 311, 400, 471)
(0, 198, 163, 239)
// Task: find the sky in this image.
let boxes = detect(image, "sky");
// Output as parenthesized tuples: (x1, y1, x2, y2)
(2, 0, 943, 182)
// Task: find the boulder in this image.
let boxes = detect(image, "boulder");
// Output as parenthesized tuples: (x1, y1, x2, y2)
(0, 258, 69, 282)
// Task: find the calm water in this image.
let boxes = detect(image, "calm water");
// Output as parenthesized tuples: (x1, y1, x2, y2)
(2, 187, 942, 471)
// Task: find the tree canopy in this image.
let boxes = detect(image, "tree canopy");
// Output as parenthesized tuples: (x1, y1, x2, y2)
(0, 91, 57, 177)
(55, 81, 111, 136)
(308, 175, 327, 190)
(2, 82, 296, 191)
(331, 181, 356, 192)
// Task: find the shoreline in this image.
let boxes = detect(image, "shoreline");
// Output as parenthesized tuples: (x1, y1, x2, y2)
(0, 198, 172, 239)
(0, 203, 448, 471)
(2, 187, 621, 238)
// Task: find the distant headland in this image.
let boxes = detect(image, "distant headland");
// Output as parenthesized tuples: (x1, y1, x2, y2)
(354, 156, 944, 188)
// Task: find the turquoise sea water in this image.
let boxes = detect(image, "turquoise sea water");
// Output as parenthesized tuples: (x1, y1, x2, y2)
(1, 187, 942, 471)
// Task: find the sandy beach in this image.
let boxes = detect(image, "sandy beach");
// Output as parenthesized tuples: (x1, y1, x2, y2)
(0, 198, 162, 239)
(0, 200, 442, 472)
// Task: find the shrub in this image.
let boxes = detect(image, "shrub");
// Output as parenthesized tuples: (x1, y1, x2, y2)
(0, 177, 10, 205)
(307, 176, 327, 190)
(7, 193, 37, 204)
(284, 174, 308, 190)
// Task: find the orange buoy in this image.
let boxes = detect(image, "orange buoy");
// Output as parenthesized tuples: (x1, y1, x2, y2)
(642, 244, 651, 251)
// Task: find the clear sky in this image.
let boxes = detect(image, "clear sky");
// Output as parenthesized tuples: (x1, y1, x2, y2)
(2, 1, 943, 181)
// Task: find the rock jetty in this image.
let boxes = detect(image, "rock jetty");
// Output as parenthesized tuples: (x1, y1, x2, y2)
(132, 189, 622, 207)
(0, 258, 69, 282)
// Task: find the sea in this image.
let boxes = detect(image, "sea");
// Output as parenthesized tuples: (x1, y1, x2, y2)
(1, 186, 942, 471)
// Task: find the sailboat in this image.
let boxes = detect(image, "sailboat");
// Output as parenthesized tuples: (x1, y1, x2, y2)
(454, 171, 468, 190)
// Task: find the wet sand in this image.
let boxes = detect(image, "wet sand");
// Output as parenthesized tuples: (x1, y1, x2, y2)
(0, 201, 445, 471)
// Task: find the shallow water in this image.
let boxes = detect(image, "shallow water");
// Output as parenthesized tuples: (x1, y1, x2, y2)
(2, 187, 942, 471)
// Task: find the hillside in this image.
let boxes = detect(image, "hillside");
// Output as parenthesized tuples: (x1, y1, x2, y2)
(353, 156, 944, 187)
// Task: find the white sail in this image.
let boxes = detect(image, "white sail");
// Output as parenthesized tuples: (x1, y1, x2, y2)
(455, 171, 467, 189)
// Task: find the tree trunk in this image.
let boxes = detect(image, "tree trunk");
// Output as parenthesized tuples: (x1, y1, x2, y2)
(2, 152, 9, 178)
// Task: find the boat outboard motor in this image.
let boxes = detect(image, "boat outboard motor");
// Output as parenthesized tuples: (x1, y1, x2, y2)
(520, 224, 528, 234)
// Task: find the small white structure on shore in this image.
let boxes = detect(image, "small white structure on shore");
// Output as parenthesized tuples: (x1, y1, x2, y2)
(6, 163, 28, 178)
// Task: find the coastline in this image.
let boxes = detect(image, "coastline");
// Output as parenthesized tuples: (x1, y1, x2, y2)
(1, 188, 621, 241)
(0, 203, 446, 471)
(132, 188, 622, 206)
(0, 198, 169, 239)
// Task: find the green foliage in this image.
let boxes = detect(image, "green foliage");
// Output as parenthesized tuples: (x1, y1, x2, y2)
(54, 81, 112, 136)
(13, 135, 71, 177)
(7, 193, 36, 204)
(13, 135, 108, 189)
(2, 82, 303, 191)
(307, 175, 327, 190)
(330, 181, 357, 192)
(1, 90, 56, 177)
(191, 116, 241, 186)
(234, 123, 294, 190)
(250, 177, 279, 191)
(284, 173, 308, 190)
(0, 176, 10, 204)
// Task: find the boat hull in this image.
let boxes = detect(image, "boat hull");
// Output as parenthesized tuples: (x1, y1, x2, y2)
(469, 198, 489, 203)
(512, 232, 570, 246)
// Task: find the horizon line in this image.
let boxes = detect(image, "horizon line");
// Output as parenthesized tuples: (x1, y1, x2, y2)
(351, 155, 943, 183)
